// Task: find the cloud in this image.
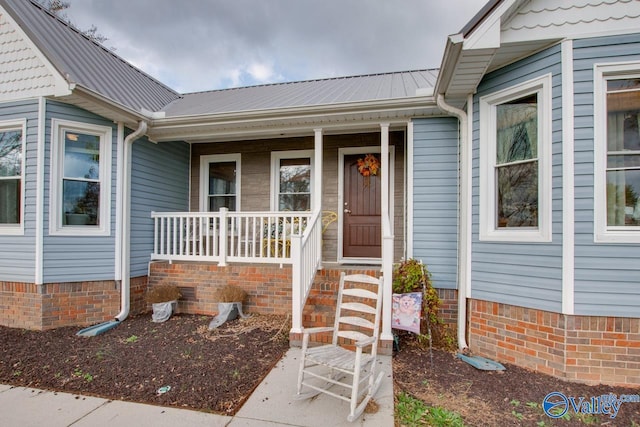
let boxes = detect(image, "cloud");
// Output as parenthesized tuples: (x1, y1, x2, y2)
(64, 0, 485, 93)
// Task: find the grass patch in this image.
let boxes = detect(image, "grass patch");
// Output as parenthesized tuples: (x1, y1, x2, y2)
(396, 392, 465, 426)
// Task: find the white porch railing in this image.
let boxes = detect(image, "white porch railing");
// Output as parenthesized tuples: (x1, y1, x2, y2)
(151, 208, 312, 265)
(290, 209, 322, 333)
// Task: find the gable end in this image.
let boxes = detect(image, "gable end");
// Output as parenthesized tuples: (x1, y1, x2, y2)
(502, 0, 640, 43)
(0, 8, 69, 101)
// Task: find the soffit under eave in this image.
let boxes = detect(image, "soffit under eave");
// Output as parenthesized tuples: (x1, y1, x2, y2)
(442, 47, 496, 101)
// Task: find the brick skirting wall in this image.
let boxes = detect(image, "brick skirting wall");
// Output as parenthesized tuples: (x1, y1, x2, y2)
(148, 261, 294, 315)
(436, 288, 458, 326)
(0, 276, 148, 330)
(469, 299, 640, 387)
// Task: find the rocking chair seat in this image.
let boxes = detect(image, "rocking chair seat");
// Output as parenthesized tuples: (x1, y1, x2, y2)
(305, 344, 375, 372)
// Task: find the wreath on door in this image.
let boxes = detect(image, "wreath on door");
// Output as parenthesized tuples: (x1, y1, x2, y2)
(356, 154, 380, 177)
(357, 154, 380, 187)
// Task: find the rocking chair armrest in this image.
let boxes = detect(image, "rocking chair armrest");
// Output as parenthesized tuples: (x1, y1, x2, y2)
(302, 326, 334, 336)
(355, 336, 377, 349)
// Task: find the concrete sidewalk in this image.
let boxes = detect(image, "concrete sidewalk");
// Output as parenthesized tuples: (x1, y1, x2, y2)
(0, 348, 394, 427)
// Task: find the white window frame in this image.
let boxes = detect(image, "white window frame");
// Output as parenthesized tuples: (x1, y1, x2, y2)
(479, 73, 552, 242)
(199, 153, 241, 212)
(49, 119, 112, 236)
(594, 61, 640, 243)
(270, 150, 314, 211)
(0, 119, 26, 235)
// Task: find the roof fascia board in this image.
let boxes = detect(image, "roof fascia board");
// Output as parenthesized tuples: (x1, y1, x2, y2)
(154, 96, 436, 127)
(434, 33, 464, 96)
(0, 2, 72, 97)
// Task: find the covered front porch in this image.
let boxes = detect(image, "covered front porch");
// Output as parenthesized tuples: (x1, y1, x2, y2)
(148, 126, 406, 346)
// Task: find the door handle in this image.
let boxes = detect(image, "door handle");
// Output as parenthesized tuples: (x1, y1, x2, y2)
(344, 209, 351, 214)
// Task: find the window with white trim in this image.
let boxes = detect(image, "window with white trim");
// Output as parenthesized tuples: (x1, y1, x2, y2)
(0, 120, 25, 234)
(594, 62, 640, 242)
(199, 154, 240, 212)
(271, 150, 313, 211)
(51, 120, 112, 235)
(479, 74, 552, 242)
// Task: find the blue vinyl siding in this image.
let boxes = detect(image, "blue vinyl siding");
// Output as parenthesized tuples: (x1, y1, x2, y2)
(471, 44, 563, 312)
(412, 117, 459, 289)
(572, 33, 640, 317)
(42, 101, 117, 282)
(0, 99, 38, 282)
(130, 138, 189, 277)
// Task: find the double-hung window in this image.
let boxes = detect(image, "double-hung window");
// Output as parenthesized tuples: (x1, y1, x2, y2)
(479, 74, 552, 242)
(0, 120, 25, 234)
(271, 150, 313, 211)
(51, 120, 112, 235)
(594, 62, 640, 242)
(199, 154, 240, 212)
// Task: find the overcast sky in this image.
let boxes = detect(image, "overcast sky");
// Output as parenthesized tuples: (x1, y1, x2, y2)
(63, 1, 486, 94)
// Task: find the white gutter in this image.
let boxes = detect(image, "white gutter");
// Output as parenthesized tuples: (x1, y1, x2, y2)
(436, 94, 469, 351)
(115, 121, 148, 321)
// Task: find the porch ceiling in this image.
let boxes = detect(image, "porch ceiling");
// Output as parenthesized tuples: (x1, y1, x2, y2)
(146, 98, 441, 143)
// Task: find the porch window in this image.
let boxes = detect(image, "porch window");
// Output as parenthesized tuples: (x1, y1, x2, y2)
(0, 120, 25, 234)
(479, 73, 552, 242)
(50, 120, 112, 236)
(271, 150, 313, 211)
(594, 62, 640, 242)
(200, 154, 240, 211)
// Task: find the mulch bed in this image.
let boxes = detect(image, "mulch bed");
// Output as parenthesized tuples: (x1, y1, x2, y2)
(0, 313, 290, 415)
(394, 339, 640, 426)
(2, 313, 639, 425)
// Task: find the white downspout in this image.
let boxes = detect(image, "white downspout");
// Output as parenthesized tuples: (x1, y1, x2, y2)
(115, 121, 148, 321)
(436, 94, 469, 351)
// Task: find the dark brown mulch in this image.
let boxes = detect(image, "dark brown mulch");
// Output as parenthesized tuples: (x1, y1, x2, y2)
(2, 314, 639, 425)
(394, 339, 640, 426)
(0, 313, 290, 415)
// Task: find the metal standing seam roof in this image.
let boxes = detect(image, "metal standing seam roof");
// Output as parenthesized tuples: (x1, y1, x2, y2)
(1, 0, 181, 113)
(2, 0, 439, 119)
(161, 69, 439, 118)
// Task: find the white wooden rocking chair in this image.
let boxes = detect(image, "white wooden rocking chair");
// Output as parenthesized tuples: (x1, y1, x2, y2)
(295, 272, 385, 422)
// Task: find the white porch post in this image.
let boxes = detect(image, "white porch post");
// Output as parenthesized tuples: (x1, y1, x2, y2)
(218, 207, 228, 266)
(380, 123, 393, 341)
(314, 128, 323, 258)
(380, 124, 389, 219)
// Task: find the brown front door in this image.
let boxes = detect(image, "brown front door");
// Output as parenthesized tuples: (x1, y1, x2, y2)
(343, 153, 381, 258)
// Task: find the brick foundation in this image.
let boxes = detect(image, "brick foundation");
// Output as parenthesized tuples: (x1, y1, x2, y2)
(469, 299, 640, 387)
(0, 276, 148, 330)
(148, 261, 294, 316)
(436, 288, 458, 326)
